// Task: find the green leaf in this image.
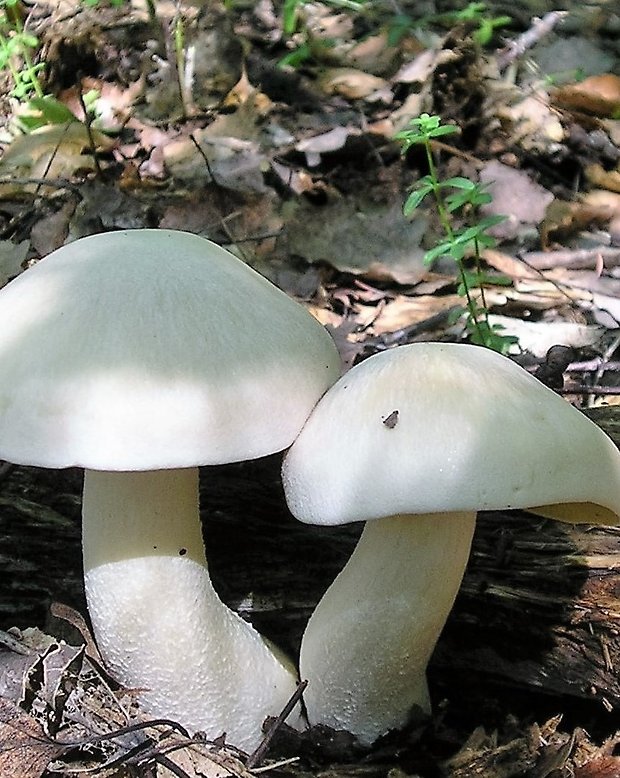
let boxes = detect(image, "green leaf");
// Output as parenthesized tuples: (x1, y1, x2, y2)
(423, 240, 453, 264)
(447, 305, 466, 325)
(477, 214, 506, 230)
(443, 176, 476, 190)
(282, 0, 301, 35)
(426, 123, 459, 138)
(449, 243, 467, 261)
(278, 42, 312, 68)
(27, 95, 77, 124)
(403, 187, 430, 215)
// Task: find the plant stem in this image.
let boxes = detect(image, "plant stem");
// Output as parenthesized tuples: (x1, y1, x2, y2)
(424, 138, 485, 343)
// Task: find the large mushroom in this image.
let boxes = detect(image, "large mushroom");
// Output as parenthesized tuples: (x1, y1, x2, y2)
(0, 229, 341, 751)
(282, 342, 620, 745)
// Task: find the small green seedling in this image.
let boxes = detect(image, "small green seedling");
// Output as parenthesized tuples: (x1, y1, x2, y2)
(279, 0, 367, 68)
(388, 2, 511, 48)
(0, 0, 85, 132)
(396, 113, 518, 353)
(0, 0, 44, 100)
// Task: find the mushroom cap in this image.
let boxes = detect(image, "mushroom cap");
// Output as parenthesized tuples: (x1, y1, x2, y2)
(282, 343, 620, 526)
(0, 230, 340, 470)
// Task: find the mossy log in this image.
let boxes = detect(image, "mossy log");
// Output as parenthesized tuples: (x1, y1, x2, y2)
(1, 406, 620, 728)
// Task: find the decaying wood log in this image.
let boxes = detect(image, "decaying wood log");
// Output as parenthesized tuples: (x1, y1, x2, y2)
(1, 406, 620, 728)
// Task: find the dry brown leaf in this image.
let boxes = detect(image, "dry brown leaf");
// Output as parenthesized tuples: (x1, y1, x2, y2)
(586, 163, 620, 194)
(59, 76, 144, 131)
(270, 160, 318, 195)
(479, 161, 554, 239)
(488, 316, 603, 357)
(497, 94, 564, 150)
(296, 126, 354, 155)
(0, 240, 28, 287)
(364, 294, 462, 334)
(583, 189, 620, 216)
(394, 48, 437, 84)
(317, 67, 389, 99)
(0, 123, 115, 195)
(482, 249, 540, 280)
(285, 198, 428, 284)
(553, 74, 620, 118)
(345, 31, 399, 75)
(164, 133, 267, 192)
(540, 199, 615, 248)
(0, 698, 65, 778)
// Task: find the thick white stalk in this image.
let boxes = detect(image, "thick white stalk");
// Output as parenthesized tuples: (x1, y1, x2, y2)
(299, 511, 477, 744)
(82, 468, 301, 752)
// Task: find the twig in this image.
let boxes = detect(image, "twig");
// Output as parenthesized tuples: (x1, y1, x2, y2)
(77, 83, 104, 179)
(568, 360, 620, 373)
(245, 681, 308, 770)
(519, 246, 620, 271)
(559, 386, 620, 396)
(0, 176, 80, 191)
(189, 133, 220, 187)
(495, 11, 568, 71)
(376, 306, 462, 347)
(429, 139, 485, 168)
(251, 756, 300, 773)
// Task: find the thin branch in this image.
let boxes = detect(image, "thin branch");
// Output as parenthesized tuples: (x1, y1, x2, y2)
(246, 681, 308, 770)
(496, 11, 568, 71)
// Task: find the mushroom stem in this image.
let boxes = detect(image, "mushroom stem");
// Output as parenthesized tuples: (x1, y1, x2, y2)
(299, 511, 477, 744)
(82, 468, 301, 751)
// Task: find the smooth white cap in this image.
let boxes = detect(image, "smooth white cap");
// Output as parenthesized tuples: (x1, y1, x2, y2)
(283, 343, 620, 526)
(0, 230, 340, 470)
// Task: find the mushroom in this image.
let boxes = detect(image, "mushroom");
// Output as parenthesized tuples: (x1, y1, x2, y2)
(281, 342, 620, 745)
(0, 229, 341, 751)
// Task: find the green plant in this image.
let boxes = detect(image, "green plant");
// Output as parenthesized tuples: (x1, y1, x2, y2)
(0, 0, 44, 100)
(279, 0, 367, 67)
(395, 113, 517, 353)
(0, 0, 81, 131)
(387, 2, 511, 48)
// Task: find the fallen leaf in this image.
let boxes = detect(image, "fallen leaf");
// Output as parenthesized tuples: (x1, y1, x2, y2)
(296, 126, 356, 166)
(345, 31, 399, 75)
(285, 198, 428, 284)
(488, 316, 603, 357)
(540, 199, 615, 249)
(0, 123, 115, 195)
(553, 74, 620, 118)
(164, 133, 267, 192)
(0, 240, 28, 287)
(318, 67, 389, 99)
(483, 249, 540, 280)
(497, 93, 565, 150)
(479, 160, 554, 239)
(60, 75, 145, 132)
(0, 698, 65, 778)
(364, 293, 463, 334)
(586, 163, 620, 194)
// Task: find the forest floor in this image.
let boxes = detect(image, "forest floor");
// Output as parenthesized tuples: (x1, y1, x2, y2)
(1, 1, 620, 776)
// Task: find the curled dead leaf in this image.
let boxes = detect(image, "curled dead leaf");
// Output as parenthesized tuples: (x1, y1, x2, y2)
(553, 74, 620, 118)
(318, 67, 389, 100)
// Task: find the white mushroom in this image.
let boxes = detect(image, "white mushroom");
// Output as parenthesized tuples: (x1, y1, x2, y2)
(0, 229, 341, 751)
(282, 342, 620, 745)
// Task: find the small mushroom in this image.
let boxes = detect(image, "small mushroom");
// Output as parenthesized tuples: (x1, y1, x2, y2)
(282, 342, 620, 744)
(0, 229, 341, 750)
